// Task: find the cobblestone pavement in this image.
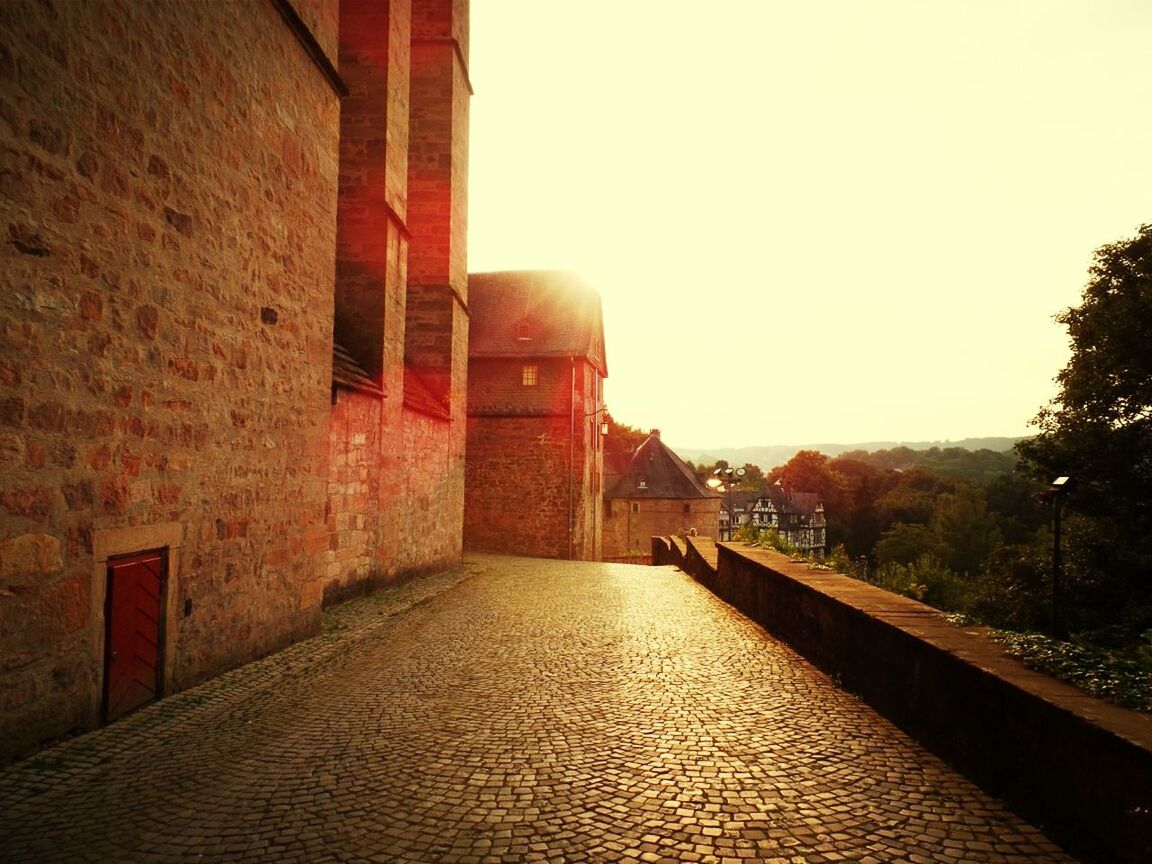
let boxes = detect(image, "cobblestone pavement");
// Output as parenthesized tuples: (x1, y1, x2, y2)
(0, 556, 1078, 864)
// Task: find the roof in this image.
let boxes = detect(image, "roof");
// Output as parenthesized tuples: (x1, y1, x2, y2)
(332, 339, 385, 397)
(719, 490, 761, 514)
(606, 431, 717, 500)
(468, 270, 607, 376)
(754, 484, 824, 517)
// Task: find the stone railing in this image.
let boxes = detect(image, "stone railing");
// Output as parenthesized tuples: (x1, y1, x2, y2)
(653, 535, 1152, 864)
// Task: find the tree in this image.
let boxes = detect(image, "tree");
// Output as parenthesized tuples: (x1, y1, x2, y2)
(1017, 224, 1152, 641)
(603, 413, 649, 468)
(767, 450, 848, 509)
(873, 468, 956, 526)
(689, 460, 767, 492)
(875, 522, 940, 567)
(1019, 224, 1152, 518)
(932, 486, 1001, 577)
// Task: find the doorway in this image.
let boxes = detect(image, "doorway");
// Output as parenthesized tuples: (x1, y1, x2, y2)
(102, 550, 166, 722)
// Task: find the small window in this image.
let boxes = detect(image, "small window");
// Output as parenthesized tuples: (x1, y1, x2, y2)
(683, 503, 691, 514)
(637, 476, 647, 490)
(631, 502, 639, 513)
(516, 318, 533, 341)
(521, 364, 538, 386)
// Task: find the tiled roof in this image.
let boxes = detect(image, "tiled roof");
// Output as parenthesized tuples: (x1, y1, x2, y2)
(468, 270, 607, 376)
(755, 484, 823, 517)
(606, 432, 717, 500)
(332, 339, 385, 397)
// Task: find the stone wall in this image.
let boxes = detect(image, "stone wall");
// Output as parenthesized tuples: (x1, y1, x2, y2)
(324, 389, 384, 605)
(0, 0, 340, 759)
(464, 357, 602, 560)
(603, 499, 719, 560)
(324, 0, 466, 607)
(464, 415, 573, 558)
(1, 0, 472, 764)
(654, 536, 1152, 864)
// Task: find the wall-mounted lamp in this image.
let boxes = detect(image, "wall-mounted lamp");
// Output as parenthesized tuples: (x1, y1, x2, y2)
(586, 406, 610, 436)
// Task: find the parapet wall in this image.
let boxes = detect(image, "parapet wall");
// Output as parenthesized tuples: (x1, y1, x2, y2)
(653, 535, 1152, 864)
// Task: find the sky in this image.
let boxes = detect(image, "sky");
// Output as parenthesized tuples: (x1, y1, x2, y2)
(465, 1, 1152, 451)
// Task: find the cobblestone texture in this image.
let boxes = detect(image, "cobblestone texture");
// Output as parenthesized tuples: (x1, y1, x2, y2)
(0, 556, 1077, 863)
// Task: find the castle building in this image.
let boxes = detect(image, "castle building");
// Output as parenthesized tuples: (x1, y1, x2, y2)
(0, 0, 470, 762)
(603, 430, 721, 560)
(464, 271, 607, 560)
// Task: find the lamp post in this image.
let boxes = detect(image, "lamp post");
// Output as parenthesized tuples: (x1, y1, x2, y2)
(708, 466, 746, 541)
(1046, 476, 1071, 639)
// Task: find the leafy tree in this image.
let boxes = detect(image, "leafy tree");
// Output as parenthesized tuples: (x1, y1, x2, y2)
(868, 555, 972, 611)
(737, 462, 767, 492)
(1018, 224, 1152, 520)
(932, 486, 1001, 577)
(603, 413, 649, 468)
(984, 473, 1047, 545)
(827, 456, 894, 557)
(873, 468, 956, 526)
(1017, 224, 1152, 642)
(689, 459, 766, 492)
(875, 522, 940, 567)
(971, 543, 1052, 633)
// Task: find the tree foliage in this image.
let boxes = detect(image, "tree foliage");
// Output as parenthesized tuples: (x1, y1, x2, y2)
(1017, 224, 1152, 642)
(687, 459, 767, 492)
(603, 412, 649, 468)
(1019, 224, 1152, 519)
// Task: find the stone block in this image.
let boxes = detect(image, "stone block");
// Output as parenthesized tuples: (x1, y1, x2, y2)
(0, 533, 63, 584)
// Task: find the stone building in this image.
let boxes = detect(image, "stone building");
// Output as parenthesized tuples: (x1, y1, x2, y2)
(603, 430, 720, 561)
(464, 271, 607, 560)
(0, 0, 470, 762)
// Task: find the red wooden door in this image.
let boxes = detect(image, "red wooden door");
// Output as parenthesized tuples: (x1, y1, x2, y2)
(103, 552, 165, 721)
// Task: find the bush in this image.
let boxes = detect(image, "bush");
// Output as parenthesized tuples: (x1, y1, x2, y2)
(991, 629, 1152, 712)
(735, 524, 799, 557)
(867, 555, 974, 611)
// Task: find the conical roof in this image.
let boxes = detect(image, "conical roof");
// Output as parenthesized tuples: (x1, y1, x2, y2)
(606, 431, 716, 500)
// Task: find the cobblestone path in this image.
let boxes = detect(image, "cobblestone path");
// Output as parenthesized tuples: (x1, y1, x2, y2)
(0, 556, 1077, 863)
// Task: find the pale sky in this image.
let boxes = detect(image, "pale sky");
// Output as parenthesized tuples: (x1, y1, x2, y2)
(465, 1, 1152, 450)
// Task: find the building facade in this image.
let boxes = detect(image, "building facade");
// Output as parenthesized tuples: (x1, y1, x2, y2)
(0, 0, 470, 762)
(464, 271, 607, 560)
(603, 430, 721, 560)
(749, 484, 828, 558)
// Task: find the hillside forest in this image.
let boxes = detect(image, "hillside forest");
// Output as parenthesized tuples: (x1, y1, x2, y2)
(613, 225, 1152, 708)
(686, 446, 1061, 631)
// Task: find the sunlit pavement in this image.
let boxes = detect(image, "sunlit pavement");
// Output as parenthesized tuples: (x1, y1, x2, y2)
(0, 555, 1076, 863)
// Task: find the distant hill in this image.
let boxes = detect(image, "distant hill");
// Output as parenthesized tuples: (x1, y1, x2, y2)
(672, 437, 1027, 471)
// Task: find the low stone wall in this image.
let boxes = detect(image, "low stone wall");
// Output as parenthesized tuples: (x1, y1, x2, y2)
(652, 535, 1152, 864)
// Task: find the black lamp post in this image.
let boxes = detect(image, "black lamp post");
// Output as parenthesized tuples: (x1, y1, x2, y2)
(709, 466, 746, 541)
(1047, 476, 1071, 639)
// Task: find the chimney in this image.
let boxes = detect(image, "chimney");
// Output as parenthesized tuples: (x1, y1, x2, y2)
(651, 428, 661, 438)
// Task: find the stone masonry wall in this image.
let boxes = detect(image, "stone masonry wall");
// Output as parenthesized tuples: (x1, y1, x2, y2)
(323, 0, 466, 605)
(325, 388, 384, 605)
(604, 498, 720, 560)
(464, 415, 573, 558)
(405, 0, 469, 562)
(0, 0, 340, 761)
(399, 406, 461, 573)
(655, 536, 1152, 864)
(325, 391, 460, 606)
(465, 358, 602, 560)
